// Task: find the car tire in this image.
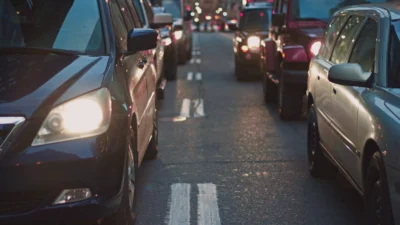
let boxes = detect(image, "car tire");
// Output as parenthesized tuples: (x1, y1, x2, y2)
(263, 75, 277, 103)
(307, 104, 335, 178)
(103, 131, 137, 225)
(178, 43, 187, 65)
(165, 52, 178, 81)
(278, 78, 303, 120)
(144, 108, 159, 160)
(186, 43, 192, 60)
(364, 152, 394, 225)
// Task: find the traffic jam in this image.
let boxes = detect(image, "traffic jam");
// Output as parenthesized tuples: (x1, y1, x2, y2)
(1, 0, 400, 224)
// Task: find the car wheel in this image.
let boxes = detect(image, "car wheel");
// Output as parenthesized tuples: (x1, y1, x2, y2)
(165, 53, 178, 81)
(144, 108, 159, 160)
(364, 152, 394, 225)
(178, 44, 187, 65)
(263, 75, 277, 103)
(307, 104, 335, 178)
(103, 131, 137, 225)
(278, 78, 303, 120)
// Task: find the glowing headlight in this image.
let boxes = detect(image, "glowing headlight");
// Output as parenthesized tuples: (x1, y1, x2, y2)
(247, 36, 261, 49)
(174, 30, 183, 40)
(310, 41, 322, 56)
(32, 88, 111, 146)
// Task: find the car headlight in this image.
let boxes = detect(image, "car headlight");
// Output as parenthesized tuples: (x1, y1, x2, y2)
(174, 30, 183, 40)
(32, 88, 112, 146)
(247, 36, 261, 49)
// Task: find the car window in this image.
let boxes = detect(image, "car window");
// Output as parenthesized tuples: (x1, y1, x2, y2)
(320, 16, 348, 59)
(110, 0, 129, 49)
(331, 16, 364, 64)
(143, 0, 154, 23)
(0, 0, 105, 55)
(116, 0, 135, 31)
(126, 0, 143, 27)
(239, 9, 271, 31)
(133, 0, 147, 25)
(349, 19, 377, 73)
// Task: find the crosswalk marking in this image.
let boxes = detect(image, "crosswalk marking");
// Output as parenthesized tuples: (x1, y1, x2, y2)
(190, 58, 195, 64)
(196, 59, 201, 64)
(167, 183, 191, 225)
(193, 99, 205, 118)
(195, 72, 202, 81)
(187, 72, 193, 80)
(198, 184, 221, 225)
(180, 99, 191, 118)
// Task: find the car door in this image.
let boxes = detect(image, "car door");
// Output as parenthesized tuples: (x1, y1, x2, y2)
(331, 18, 378, 180)
(110, 0, 149, 162)
(313, 15, 348, 152)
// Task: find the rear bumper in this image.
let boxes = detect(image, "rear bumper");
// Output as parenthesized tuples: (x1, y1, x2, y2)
(282, 69, 308, 87)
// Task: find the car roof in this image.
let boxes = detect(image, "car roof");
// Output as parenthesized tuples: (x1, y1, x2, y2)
(338, 2, 400, 20)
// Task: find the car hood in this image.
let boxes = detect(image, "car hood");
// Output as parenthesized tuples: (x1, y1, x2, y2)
(0, 54, 110, 118)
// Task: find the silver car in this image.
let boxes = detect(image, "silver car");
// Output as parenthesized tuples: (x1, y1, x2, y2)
(307, 3, 400, 225)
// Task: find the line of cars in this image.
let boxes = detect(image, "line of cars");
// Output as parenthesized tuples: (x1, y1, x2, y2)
(0, 0, 191, 224)
(233, 0, 400, 224)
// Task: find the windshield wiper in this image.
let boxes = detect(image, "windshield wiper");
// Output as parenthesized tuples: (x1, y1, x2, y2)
(0, 47, 86, 56)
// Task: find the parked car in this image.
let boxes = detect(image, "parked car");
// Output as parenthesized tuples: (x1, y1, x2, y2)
(133, 0, 168, 99)
(261, 0, 389, 120)
(153, 7, 179, 81)
(307, 3, 400, 224)
(163, 0, 193, 64)
(233, 2, 272, 80)
(0, 0, 159, 224)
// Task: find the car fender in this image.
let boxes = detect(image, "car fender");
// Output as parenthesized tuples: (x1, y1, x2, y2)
(282, 45, 308, 63)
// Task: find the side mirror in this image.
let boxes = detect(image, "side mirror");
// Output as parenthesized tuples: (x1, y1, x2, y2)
(127, 28, 158, 53)
(272, 13, 285, 27)
(151, 13, 173, 29)
(328, 63, 372, 87)
(184, 10, 192, 21)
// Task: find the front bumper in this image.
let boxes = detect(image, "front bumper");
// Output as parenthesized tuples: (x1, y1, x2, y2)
(236, 51, 261, 67)
(0, 128, 128, 224)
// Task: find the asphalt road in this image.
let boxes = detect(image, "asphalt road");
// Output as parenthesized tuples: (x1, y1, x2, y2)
(135, 32, 364, 225)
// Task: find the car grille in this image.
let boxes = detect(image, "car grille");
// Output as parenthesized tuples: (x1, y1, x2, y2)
(0, 117, 25, 151)
(0, 191, 48, 215)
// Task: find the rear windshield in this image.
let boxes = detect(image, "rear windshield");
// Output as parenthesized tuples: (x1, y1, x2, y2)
(163, 0, 181, 19)
(0, 0, 105, 55)
(239, 9, 271, 31)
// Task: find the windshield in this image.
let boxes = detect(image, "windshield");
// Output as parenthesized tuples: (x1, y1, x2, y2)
(239, 9, 271, 31)
(163, 0, 181, 19)
(292, 0, 389, 21)
(0, 0, 105, 55)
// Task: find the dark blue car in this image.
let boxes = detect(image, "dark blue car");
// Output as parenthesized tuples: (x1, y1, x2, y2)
(0, 0, 162, 224)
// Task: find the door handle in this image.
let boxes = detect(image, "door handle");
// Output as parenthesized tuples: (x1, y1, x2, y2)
(333, 88, 337, 94)
(317, 76, 320, 81)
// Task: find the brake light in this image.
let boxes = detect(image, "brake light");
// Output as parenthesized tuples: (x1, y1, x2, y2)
(310, 41, 321, 56)
(241, 45, 249, 52)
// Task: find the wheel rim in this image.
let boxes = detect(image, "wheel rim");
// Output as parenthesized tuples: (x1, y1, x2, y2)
(307, 117, 318, 170)
(372, 178, 384, 224)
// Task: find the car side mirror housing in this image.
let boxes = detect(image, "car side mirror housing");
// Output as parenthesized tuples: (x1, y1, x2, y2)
(184, 10, 192, 21)
(127, 28, 158, 53)
(151, 13, 173, 29)
(328, 63, 372, 87)
(272, 13, 285, 27)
